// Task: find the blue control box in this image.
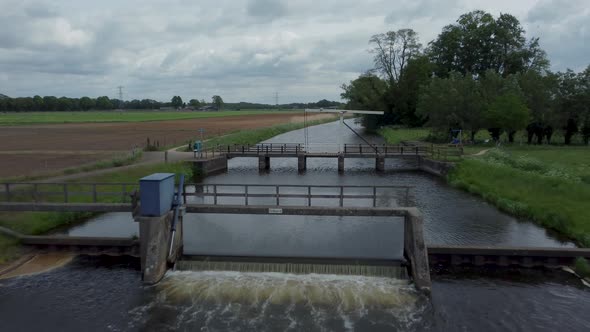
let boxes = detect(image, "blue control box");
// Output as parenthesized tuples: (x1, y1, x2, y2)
(139, 173, 175, 216)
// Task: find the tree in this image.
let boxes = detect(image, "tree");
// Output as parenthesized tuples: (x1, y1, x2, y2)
(429, 11, 549, 77)
(517, 71, 558, 144)
(389, 55, 435, 127)
(484, 93, 530, 142)
(341, 73, 388, 131)
(212, 95, 223, 110)
(417, 72, 483, 140)
(43, 96, 58, 111)
(369, 29, 422, 83)
(79, 96, 95, 111)
(189, 99, 201, 108)
(171, 96, 183, 109)
(95, 96, 113, 110)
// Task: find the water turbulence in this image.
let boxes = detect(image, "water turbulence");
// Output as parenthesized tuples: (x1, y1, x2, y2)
(131, 270, 427, 331)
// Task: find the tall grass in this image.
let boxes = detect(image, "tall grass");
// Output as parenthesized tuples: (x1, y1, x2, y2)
(448, 157, 590, 247)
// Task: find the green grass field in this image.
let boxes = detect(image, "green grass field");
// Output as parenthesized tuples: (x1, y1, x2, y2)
(0, 110, 297, 125)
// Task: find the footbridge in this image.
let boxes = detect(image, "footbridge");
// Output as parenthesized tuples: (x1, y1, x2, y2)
(1, 176, 589, 295)
(192, 143, 463, 173)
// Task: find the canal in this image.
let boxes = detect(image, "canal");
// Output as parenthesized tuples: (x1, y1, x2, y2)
(1, 120, 589, 331)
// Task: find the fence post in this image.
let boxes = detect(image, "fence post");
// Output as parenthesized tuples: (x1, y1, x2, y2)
(5, 183, 10, 202)
(373, 186, 377, 207)
(276, 186, 280, 206)
(33, 183, 38, 202)
(339, 186, 344, 207)
(92, 184, 97, 203)
(122, 184, 127, 203)
(63, 184, 68, 203)
(245, 185, 249, 206)
(213, 185, 217, 205)
(183, 183, 187, 205)
(308, 186, 311, 206)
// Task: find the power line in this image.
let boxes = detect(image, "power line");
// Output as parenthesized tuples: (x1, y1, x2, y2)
(117, 86, 124, 100)
(275, 91, 279, 107)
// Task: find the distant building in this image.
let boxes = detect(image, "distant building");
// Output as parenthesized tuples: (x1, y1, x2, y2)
(198, 105, 218, 111)
(159, 106, 175, 111)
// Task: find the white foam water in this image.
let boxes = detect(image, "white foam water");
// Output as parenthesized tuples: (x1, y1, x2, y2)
(127, 270, 428, 331)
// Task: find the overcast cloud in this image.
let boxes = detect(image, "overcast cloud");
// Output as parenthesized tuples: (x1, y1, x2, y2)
(0, 0, 588, 103)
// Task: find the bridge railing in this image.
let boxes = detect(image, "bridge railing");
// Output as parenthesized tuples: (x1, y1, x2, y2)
(182, 183, 411, 208)
(343, 144, 463, 160)
(0, 182, 138, 203)
(219, 143, 304, 154)
(194, 143, 305, 158)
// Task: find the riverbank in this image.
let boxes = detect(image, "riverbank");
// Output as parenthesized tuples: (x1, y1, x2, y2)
(179, 115, 339, 151)
(379, 128, 590, 248)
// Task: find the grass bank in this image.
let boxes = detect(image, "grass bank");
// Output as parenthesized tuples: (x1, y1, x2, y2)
(180, 116, 338, 151)
(448, 149, 590, 247)
(0, 162, 193, 263)
(0, 110, 293, 126)
(378, 128, 590, 248)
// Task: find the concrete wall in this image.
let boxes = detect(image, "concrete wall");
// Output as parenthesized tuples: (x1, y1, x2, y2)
(418, 156, 455, 177)
(404, 208, 431, 295)
(191, 156, 228, 176)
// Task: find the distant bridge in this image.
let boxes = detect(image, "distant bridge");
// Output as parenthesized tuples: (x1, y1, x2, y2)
(192, 143, 463, 172)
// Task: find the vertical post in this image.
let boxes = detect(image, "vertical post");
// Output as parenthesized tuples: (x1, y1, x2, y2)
(213, 185, 217, 205)
(122, 184, 127, 203)
(276, 185, 280, 206)
(63, 184, 68, 203)
(5, 183, 10, 202)
(93, 184, 97, 203)
(183, 183, 187, 205)
(373, 186, 377, 207)
(338, 111, 344, 153)
(338, 155, 344, 173)
(164, 151, 168, 163)
(245, 185, 249, 206)
(359, 144, 362, 154)
(33, 183, 38, 202)
(339, 186, 344, 207)
(308, 186, 311, 207)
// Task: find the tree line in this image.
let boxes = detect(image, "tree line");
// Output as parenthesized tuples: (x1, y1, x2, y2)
(0, 93, 343, 113)
(341, 10, 590, 145)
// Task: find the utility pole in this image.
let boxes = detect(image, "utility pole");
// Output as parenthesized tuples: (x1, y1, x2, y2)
(275, 91, 279, 109)
(117, 86, 124, 109)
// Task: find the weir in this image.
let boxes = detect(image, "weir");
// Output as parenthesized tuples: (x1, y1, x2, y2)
(2, 174, 590, 295)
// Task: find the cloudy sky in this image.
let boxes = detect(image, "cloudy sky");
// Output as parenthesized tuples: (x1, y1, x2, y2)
(0, 0, 588, 103)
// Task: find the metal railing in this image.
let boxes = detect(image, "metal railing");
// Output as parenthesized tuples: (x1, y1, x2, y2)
(182, 183, 411, 207)
(194, 143, 305, 158)
(0, 182, 138, 203)
(343, 144, 463, 160)
(0, 182, 411, 208)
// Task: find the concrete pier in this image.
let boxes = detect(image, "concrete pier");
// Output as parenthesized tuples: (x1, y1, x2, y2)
(298, 155, 306, 172)
(338, 155, 344, 173)
(376, 156, 385, 172)
(136, 211, 175, 284)
(404, 208, 431, 294)
(258, 156, 270, 171)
